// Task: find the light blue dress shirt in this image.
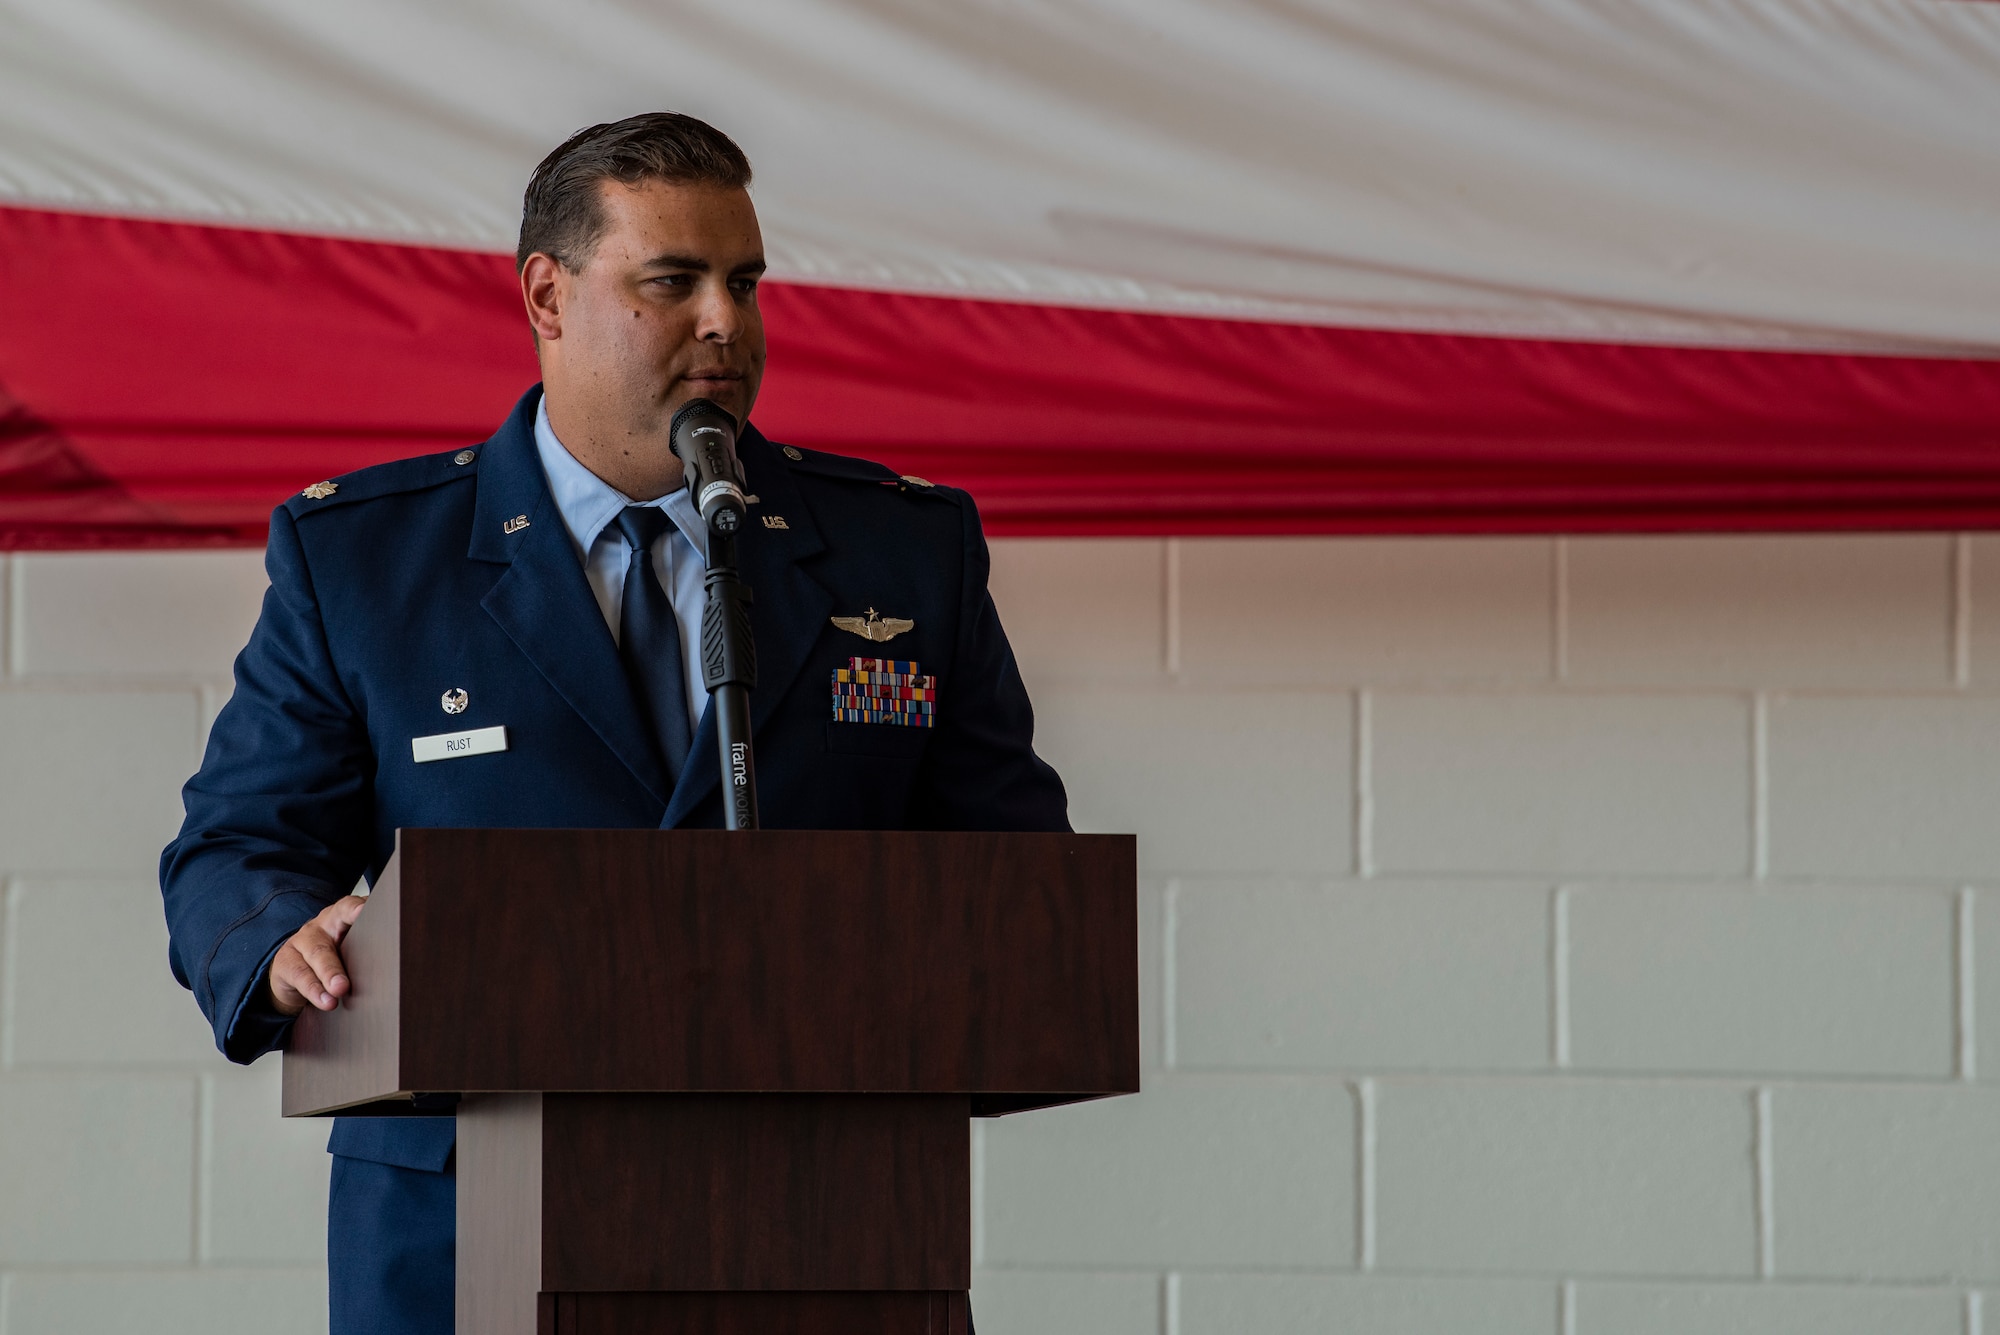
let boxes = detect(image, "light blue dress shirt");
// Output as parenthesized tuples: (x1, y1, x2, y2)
(532, 396, 709, 732)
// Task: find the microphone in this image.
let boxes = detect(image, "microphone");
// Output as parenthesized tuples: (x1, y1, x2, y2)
(668, 398, 749, 535)
(669, 395, 761, 829)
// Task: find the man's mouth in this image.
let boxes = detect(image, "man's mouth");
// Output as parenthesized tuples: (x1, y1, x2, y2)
(684, 369, 743, 383)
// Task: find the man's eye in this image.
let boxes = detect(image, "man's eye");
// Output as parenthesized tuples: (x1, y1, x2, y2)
(731, 279, 759, 295)
(652, 274, 693, 289)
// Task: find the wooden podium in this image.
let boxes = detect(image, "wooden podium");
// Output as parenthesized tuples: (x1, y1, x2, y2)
(283, 828, 1138, 1335)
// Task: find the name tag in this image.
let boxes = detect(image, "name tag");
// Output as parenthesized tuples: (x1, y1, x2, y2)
(412, 725, 508, 764)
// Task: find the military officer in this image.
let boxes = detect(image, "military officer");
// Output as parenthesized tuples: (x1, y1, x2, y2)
(159, 111, 1068, 1335)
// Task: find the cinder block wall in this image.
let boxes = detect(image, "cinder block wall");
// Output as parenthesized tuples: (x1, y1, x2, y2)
(2, 535, 1995, 1334)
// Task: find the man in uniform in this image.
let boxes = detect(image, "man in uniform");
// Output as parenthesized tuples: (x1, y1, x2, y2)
(159, 112, 1067, 1335)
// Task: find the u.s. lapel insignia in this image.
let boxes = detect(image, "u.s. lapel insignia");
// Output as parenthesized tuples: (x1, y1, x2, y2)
(831, 607, 914, 642)
(502, 514, 530, 535)
(762, 515, 790, 530)
(301, 480, 338, 500)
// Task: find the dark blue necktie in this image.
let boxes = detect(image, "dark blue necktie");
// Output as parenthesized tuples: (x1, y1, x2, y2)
(613, 505, 693, 784)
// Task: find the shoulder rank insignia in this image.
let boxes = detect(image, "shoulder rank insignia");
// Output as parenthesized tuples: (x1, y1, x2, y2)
(301, 480, 338, 500)
(831, 607, 914, 642)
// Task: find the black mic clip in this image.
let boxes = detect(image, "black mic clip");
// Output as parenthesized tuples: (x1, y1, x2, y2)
(668, 398, 749, 536)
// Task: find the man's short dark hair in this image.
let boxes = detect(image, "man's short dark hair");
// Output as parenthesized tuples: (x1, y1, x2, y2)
(516, 112, 752, 272)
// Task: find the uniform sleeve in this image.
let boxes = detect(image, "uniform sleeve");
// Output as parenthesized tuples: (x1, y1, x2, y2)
(911, 493, 1072, 832)
(158, 507, 375, 1063)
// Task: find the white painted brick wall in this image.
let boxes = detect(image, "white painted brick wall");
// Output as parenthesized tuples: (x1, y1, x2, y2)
(981, 1078, 1355, 1268)
(1033, 688, 1353, 875)
(0, 1074, 197, 1264)
(1372, 1078, 1759, 1276)
(1171, 880, 1551, 1071)
(1177, 538, 1556, 685)
(1769, 696, 2000, 880)
(0, 550, 328, 1334)
(205, 1064, 341, 1265)
(11, 552, 267, 679)
(2, 1271, 326, 1335)
(1966, 535, 2000, 689)
(3, 535, 1996, 1332)
(1564, 535, 1956, 688)
(1175, 1274, 1558, 1335)
(0, 691, 200, 872)
(1569, 1282, 1967, 1335)
(1565, 884, 1956, 1077)
(6, 879, 219, 1066)
(967, 1270, 1160, 1335)
(1771, 1085, 2000, 1281)
(1370, 691, 1753, 877)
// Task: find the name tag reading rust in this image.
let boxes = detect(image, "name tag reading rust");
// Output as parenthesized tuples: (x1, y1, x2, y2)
(411, 725, 508, 764)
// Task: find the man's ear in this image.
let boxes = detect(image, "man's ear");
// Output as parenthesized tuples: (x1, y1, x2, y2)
(521, 253, 567, 342)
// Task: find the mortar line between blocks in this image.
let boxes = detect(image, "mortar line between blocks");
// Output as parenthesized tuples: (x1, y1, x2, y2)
(1163, 1270, 1182, 1335)
(1551, 887, 1572, 1070)
(1354, 690, 1374, 879)
(1356, 1077, 1377, 1271)
(1754, 1086, 1776, 1279)
(1161, 880, 1180, 1069)
(1967, 1288, 1984, 1335)
(1959, 887, 1977, 1082)
(1163, 538, 1182, 679)
(1751, 692, 1771, 880)
(1955, 533, 1973, 689)
(1559, 1279, 1576, 1335)
(1552, 537, 1569, 681)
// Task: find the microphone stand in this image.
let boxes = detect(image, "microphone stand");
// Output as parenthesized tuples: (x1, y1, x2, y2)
(701, 528, 760, 830)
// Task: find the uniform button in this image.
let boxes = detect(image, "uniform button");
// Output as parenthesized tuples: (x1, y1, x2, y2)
(454, 450, 476, 465)
(783, 446, 804, 461)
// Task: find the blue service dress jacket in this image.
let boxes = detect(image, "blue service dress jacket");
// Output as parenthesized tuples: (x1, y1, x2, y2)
(159, 385, 1070, 1172)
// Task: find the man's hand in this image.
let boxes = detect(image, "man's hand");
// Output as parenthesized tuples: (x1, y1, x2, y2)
(268, 895, 367, 1016)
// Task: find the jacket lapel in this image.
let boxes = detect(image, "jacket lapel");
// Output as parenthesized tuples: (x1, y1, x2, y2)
(661, 426, 833, 827)
(470, 387, 673, 808)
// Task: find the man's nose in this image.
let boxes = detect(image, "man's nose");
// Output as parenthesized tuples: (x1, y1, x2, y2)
(695, 280, 740, 343)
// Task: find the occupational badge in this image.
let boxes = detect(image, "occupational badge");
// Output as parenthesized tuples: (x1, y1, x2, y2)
(830, 608, 914, 642)
(441, 688, 469, 715)
(831, 658, 936, 728)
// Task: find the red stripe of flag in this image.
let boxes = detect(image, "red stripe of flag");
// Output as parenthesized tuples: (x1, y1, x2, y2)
(4, 204, 1999, 547)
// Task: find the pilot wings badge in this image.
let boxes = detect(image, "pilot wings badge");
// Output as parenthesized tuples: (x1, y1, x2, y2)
(831, 607, 915, 643)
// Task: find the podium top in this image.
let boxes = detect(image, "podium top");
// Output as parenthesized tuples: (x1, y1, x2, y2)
(284, 828, 1137, 1117)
